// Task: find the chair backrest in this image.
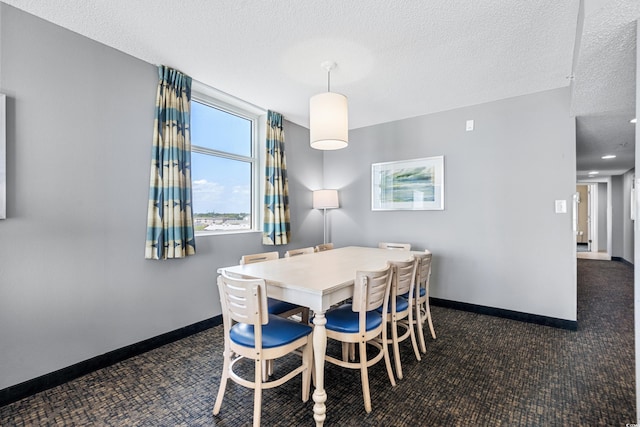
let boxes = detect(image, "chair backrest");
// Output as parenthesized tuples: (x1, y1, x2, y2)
(378, 242, 411, 251)
(217, 272, 269, 326)
(315, 243, 334, 252)
(240, 251, 279, 265)
(388, 258, 417, 300)
(284, 247, 315, 257)
(414, 252, 432, 295)
(352, 265, 393, 313)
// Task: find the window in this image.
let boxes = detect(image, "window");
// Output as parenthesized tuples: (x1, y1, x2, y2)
(190, 84, 262, 234)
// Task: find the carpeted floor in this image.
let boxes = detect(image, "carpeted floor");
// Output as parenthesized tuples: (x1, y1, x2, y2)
(0, 259, 635, 426)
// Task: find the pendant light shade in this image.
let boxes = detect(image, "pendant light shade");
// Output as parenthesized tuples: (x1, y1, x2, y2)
(310, 92, 348, 150)
(310, 61, 348, 150)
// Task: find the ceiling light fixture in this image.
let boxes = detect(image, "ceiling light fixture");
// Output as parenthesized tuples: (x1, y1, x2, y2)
(601, 155, 616, 159)
(309, 61, 348, 150)
(588, 171, 599, 175)
(631, 118, 637, 124)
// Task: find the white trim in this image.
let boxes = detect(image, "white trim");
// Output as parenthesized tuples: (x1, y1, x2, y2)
(588, 183, 598, 253)
(256, 113, 267, 233)
(191, 80, 265, 118)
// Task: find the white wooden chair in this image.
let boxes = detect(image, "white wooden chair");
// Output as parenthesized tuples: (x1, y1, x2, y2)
(240, 251, 310, 380)
(240, 251, 309, 323)
(378, 242, 411, 251)
(322, 266, 396, 413)
(378, 258, 420, 379)
(411, 251, 435, 353)
(240, 251, 279, 265)
(314, 243, 334, 252)
(214, 273, 313, 427)
(284, 247, 315, 257)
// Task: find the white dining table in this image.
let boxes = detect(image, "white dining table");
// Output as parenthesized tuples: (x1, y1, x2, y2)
(219, 246, 419, 426)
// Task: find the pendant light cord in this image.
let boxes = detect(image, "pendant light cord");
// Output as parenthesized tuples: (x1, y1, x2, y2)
(321, 60, 337, 93)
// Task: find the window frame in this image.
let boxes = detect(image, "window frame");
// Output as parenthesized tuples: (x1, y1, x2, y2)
(190, 80, 266, 236)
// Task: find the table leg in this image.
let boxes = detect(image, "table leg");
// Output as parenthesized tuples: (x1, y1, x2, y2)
(312, 312, 327, 426)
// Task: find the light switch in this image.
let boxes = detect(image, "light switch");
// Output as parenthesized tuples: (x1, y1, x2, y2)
(466, 120, 474, 131)
(555, 200, 567, 214)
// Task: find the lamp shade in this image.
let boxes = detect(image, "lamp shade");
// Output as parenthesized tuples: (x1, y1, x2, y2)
(313, 189, 339, 209)
(309, 92, 348, 150)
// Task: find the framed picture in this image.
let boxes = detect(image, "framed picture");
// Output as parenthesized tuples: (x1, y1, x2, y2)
(371, 156, 444, 211)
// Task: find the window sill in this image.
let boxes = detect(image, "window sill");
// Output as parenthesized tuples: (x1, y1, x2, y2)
(195, 229, 262, 237)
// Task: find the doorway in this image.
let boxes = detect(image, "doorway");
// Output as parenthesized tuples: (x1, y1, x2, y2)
(576, 184, 591, 252)
(576, 182, 611, 260)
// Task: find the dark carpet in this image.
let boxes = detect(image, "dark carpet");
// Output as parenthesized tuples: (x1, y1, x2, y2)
(0, 259, 635, 426)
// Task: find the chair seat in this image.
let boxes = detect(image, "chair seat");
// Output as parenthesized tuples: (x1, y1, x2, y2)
(402, 288, 426, 299)
(323, 304, 383, 333)
(230, 315, 312, 349)
(267, 298, 300, 315)
(376, 296, 409, 313)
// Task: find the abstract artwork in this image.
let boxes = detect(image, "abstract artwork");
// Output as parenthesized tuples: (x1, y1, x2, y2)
(371, 156, 444, 211)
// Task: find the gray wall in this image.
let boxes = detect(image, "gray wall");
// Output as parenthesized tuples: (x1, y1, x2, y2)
(0, 5, 322, 390)
(611, 175, 625, 258)
(598, 182, 608, 252)
(610, 170, 634, 263)
(324, 87, 577, 321)
(635, 19, 639, 423)
(622, 169, 635, 263)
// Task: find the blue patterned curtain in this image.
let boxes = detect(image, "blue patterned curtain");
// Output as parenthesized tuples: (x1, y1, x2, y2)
(263, 111, 291, 245)
(145, 66, 196, 259)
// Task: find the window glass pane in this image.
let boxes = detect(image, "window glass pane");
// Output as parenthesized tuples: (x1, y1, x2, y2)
(191, 100, 251, 157)
(191, 152, 251, 233)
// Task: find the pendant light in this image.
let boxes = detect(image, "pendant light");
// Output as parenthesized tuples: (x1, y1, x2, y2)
(309, 61, 348, 150)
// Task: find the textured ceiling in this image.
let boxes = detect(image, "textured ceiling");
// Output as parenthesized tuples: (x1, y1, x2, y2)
(1, 0, 638, 178)
(572, 0, 639, 180)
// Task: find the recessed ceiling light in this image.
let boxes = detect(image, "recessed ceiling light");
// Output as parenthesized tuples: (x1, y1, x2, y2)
(631, 118, 637, 124)
(588, 171, 599, 175)
(601, 155, 616, 159)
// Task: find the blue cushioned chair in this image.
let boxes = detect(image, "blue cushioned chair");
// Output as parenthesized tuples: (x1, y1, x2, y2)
(377, 258, 420, 379)
(409, 251, 435, 353)
(320, 265, 395, 413)
(213, 273, 313, 427)
(240, 251, 310, 380)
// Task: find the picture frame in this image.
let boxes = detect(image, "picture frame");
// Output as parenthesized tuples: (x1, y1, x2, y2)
(371, 156, 444, 211)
